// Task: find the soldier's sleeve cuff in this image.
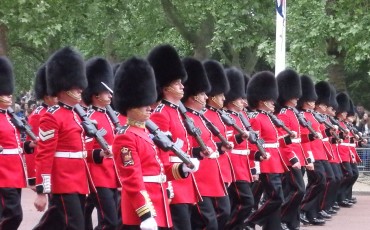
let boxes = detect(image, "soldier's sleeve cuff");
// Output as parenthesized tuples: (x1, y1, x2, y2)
(254, 151, 263, 161)
(330, 138, 337, 144)
(235, 134, 243, 144)
(216, 142, 225, 155)
(350, 137, 355, 143)
(166, 181, 174, 199)
(307, 151, 315, 163)
(283, 135, 292, 145)
(28, 178, 36, 186)
(325, 128, 332, 137)
(308, 134, 315, 141)
(23, 141, 34, 154)
(93, 149, 104, 164)
(176, 163, 189, 179)
(306, 157, 312, 164)
(136, 205, 152, 222)
(253, 161, 260, 174)
(36, 174, 51, 194)
(191, 147, 203, 160)
(339, 132, 345, 139)
(289, 156, 299, 165)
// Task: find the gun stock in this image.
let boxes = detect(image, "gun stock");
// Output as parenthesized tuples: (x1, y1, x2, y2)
(105, 105, 122, 133)
(7, 107, 38, 141)
(200, 113, 232, 149)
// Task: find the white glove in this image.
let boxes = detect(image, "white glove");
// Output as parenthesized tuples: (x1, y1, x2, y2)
(182, 158, 200, 173)
(140, 217, 157, 230)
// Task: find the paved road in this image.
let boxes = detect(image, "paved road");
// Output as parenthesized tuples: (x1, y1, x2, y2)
(19, 183, 370, 230)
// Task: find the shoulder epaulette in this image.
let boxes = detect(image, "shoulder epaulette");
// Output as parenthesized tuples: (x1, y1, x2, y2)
(87, 109, 95, 117)
(154, 103, 164, 113)
(248, 111, 258, 119)
(118, 125, 129, 134)
(34, 106, 44, 114)
(47, 105, 60, 114)
(280, 108, 287, 114)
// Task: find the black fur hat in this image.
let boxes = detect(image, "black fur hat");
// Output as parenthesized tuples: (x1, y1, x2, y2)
(277, 69, 302, 105)
(247, 71, 278, 109)
(224, 67, 246, 104)
(298, 75, 317, 104)
(113, 57, 157, 116)
(112, 63, 121, 75)
(336, 92, 350, 113)
(34, 64, 48, 100)
(82, 57, 114, 105)
(315, 81, 331, 106)
(46, 47, 87, 96)
(147, 44, 187, 90)
(0, 56, 15, 95)
(203, 60, 229, 96)
(243, 73, 251, 98)
(182, 57, 211, 101)
(348, 99, 356, 117)
(329, 84, 338, 110)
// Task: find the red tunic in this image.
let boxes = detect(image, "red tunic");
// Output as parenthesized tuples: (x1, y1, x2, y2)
(0, 109, 27, 188)
(203, 106, 233, 184)
(85, 106, 120, 188)
(151, 100, 200, 204)
(226, 110, 253, 182)
(277, 107, 306, 166)
(186, 108, 226, 197)
(337, 120, 351, 162)
(35, 102, 91, 194)
(249, 111, 287, 173)
(113, 125, 185, 227)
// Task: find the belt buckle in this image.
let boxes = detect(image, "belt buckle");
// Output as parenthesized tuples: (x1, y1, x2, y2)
(160, 174, 167, 183)
(18, 148, 22, 154)
(82, 151, 87, 158)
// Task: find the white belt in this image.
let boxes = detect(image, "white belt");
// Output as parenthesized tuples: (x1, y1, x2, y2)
(231, 149, 250, 156)
(263, 143, 279, 148)
(55, 151, 87, 159)
(322, 137, 329, 142)
(143, 174, 167, 183)
(291, 138, 301, 143)
(208, 151, 219, 159)
(0, 148, 23, 155)
(341, 143, 356, 147)
(170, 156, 196, 163)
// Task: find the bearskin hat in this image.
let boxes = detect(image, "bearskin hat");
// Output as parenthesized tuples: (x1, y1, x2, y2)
(46, 47, 87, 96)
(243, 73, 251, 99)
(0, 56, 15, 95)
(113, 57, 157, 116)
(298, 75, 317, 105)
(276, 69, 302, 106)
(182, 57, 211, 101)
(336, 92, 350, 113)
(315, 81, 331, 106)
(329, 84, 338, 110)
(147, 44, 187, 91)
(82, 57, 114, 105)
(247, 71, 278, 109)
(224, 67, 246, 104)
(348, 99, 356, 117)
(203, 60, 229, 96)
(34, 64, 48, 100)
(112, 63, 121, 75)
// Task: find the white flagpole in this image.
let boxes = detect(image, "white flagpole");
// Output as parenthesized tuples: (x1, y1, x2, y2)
(275, 0, 286, 76)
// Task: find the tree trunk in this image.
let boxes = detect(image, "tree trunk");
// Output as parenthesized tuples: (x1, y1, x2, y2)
(0, 23, 8, 56)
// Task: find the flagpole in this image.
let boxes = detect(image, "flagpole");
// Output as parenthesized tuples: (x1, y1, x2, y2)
(275, 0, 286, 76)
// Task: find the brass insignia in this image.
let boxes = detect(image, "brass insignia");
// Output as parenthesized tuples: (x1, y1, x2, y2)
(121, 147, 134, 166)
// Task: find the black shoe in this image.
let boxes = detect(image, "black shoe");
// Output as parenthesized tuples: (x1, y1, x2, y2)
(332, 202, 340, 210)
(281, 222, 289, 230)
(345, 198, 355, 205)
(350, 197, 357, 203)
(300, 212, 310, 225)
(309, 218, 326, 226)
(318, 210, 332, 219)
(243, 221, 255, 230)
(286, 223, 300, 230)
(339, 201, 353, 207)
(326, 208, 337, 215)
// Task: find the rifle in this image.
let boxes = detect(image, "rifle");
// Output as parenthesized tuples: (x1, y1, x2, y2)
(74, 104, 111, 154)
(267, 112, 295, 137)
(311, 111, 341, 140)
(178, 103, 209, 155)
(105, 105, 122, 133)
(7, 107, 38, 141)
(146, 120, 194, 169)
(238, 112, 268, 159)
(200, 112, 232, 149)
(291, 108, 319, 138)
(345, 122, 364, 142)
(217, 109, 245, 134)
(328, 116, 348, 134)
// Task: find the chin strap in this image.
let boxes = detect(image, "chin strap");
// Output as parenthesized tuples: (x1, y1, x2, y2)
(232, 101, 243, 111)
(66, 90, 81, 100)
(211, 97, 223, 109)
(194, 96, 206, 106)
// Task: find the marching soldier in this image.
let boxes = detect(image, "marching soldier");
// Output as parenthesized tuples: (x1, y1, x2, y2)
(0, 56, 35, 229)
(181, 57, 226, 230)
(276, 69, 306, 230)
(26, 64, 58, 188)
(298, 75, 326, 226)
(33, 47, 91, 230)
(203, 60, 233, 229)
(82, 57, 121, 229)
(223, 67, 254, 230)
(148, 45, 201, 230)
(112, 57, 198, 229)
(246, 71, 287, 230)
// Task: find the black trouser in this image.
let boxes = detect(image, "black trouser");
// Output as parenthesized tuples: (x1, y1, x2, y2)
(346, 163, 359, 200)
(85, 193, 96, 230)
(225, 181, 254, 230)
(33, 193, 86, 230)
(338, 162, 353, 203)
(248, 173, 283, 230)
(320, 160, 336, 211)
(121, 226, 170, 230)
(301, 160, 326, 220)
(251, 179, 264, 210)
(212, 193, 230, 229)
(191, 196, 218, 230)
(281, 167, 305, 229)
(0, 188, 22, 230)
(330, 163, 343, 206)
(170, 203, 193, 230)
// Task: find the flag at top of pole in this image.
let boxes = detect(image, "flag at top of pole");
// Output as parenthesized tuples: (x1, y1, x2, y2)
(275, 0, 286, 76)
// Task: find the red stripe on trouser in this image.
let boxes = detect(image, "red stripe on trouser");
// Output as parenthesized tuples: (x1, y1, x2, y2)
(229, 183, 242, 225)
(281, 170, 298, 216)
(95, 192, 107, 229)
(60, 196, 68, 226)
(249, 175, 273, 220)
